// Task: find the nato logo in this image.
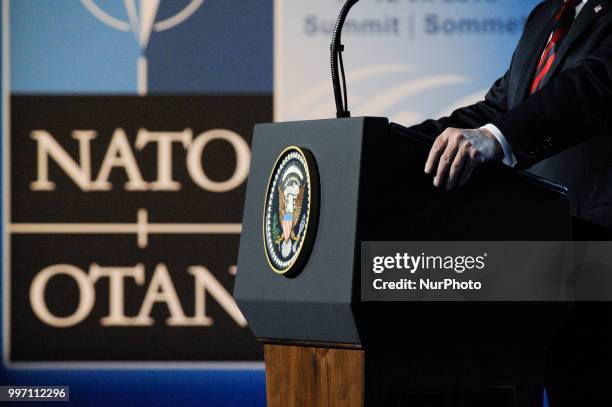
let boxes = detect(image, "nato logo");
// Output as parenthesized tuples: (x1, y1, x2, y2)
(10, 0, 271, 95)
(80, 0, 205, 95)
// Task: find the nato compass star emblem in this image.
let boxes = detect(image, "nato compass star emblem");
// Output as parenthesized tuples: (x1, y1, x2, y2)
(81, 0, 205, 95)
(263, 147, 319, 277)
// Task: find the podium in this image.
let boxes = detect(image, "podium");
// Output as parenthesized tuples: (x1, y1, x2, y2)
(234, 117, 571, 407)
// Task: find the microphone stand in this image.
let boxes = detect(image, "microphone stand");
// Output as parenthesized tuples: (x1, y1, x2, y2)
(331, 0, 359, 118)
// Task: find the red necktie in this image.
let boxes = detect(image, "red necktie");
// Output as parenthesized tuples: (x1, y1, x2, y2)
(530, 0, 582, 94)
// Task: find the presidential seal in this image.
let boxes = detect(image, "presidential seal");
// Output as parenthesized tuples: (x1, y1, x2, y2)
(263, 147, 319, 276)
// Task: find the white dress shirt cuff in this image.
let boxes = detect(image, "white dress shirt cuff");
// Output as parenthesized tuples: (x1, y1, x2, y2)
(480, 123, 517, 167)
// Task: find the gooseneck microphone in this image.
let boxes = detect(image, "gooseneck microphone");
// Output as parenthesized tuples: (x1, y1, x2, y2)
(331, 0, 360, 118)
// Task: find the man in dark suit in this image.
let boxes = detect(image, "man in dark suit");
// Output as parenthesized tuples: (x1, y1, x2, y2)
(417, 0, 612, 232)
(413, 1, 612, 405)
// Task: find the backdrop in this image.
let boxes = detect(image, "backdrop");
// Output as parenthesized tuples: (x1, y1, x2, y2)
(276, 0, 540, 123)
(1, 1, 545, 406)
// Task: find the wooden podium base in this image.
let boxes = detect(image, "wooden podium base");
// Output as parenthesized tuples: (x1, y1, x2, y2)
(264, 342, 546, 407)
(265, 343, 364, 407)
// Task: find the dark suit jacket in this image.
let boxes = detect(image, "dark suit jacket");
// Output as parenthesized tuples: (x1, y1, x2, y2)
(412, 0, 612, 228)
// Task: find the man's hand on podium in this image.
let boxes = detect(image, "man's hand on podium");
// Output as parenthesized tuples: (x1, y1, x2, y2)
(424, 127, 503, 190)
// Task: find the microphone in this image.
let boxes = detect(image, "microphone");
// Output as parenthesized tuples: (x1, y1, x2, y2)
(331, 0, 360, 118)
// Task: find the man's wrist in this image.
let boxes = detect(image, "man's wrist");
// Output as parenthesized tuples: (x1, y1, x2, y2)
(479, 127, 504, 161)
(480, 124, 517, 167)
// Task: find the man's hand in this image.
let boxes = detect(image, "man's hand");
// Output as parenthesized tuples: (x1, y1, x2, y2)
(424, 128, 503, 190)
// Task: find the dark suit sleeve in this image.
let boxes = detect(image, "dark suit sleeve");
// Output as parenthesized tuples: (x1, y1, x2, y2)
(492, 31, 612, 168)
(409, 66, 511, 137)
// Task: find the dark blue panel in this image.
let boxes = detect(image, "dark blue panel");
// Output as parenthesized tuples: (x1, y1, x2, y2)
(147, 0, 273, 93)
(0, 369, 266, 407)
